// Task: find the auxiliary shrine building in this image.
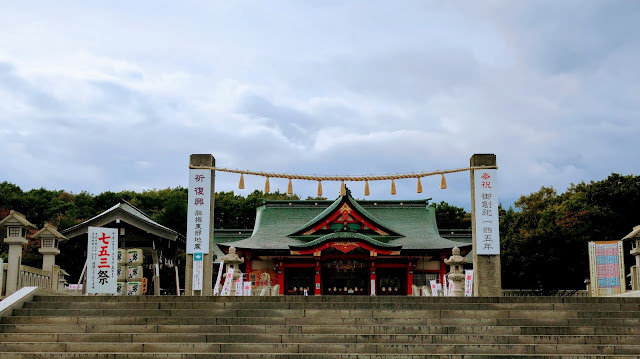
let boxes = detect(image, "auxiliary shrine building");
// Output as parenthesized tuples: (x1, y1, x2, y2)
(216, 189, 470, 296)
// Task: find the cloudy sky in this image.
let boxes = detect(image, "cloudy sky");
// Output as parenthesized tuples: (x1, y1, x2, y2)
(1, 1, 638, 210)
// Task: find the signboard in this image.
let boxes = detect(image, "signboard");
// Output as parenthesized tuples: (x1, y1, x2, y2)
(474, 169, 500, 255)
(187, 169, 211, 254)
(192, 252, 203, 291)
(588, 241, 625, 297)
(87, 227, 118, 294)
(464, 269, 474, 297)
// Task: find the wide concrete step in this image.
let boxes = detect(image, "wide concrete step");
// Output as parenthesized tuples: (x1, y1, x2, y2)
(32, 295, 640, 304)
(2, 332, 640, 345)
(24, 300, 640, 311)
(2, 342, 640, 355)
(15, 307, 640, 320)
(7, 315, 640, 328)
(3, 354, 640, 359)
(5, 323, 640, 336)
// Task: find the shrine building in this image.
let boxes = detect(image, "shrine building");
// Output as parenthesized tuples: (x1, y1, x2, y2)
(215, 189, 471, 296)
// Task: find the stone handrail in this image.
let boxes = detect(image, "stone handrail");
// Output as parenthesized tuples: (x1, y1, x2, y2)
(18, 265, 51, 290)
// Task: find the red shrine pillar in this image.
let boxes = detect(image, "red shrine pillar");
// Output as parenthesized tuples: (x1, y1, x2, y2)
(314, 260, 321, 296)
(407, 261, 414, 295)
(244, 252, 252, 273)
(440, 252, 448, 286)
(275, 258, 284, 295)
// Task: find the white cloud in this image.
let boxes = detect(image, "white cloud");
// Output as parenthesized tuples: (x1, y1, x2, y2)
(0, 1, 639, 210)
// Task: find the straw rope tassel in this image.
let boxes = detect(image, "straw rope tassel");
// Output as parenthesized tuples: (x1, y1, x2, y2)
(238, 173, 245, 189)
(416, 177, 423, 193)
(287, 178, 293, 195)
(317, 181, 323, 197)
(364, 181, 370, 196)
(264, 177, 270, 193)
(340, 181, 346, 196)
(440, 174, 447, 189)
(390, 179, 396, 195)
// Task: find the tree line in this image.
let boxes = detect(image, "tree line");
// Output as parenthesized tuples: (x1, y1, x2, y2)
(1, 173, 639, 290)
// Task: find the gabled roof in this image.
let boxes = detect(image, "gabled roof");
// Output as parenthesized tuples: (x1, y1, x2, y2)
(61, 199, 181, 242)
(33, 223, 67, 241)
(220, 193, 468, 252)
(288, 189, 403, 237)
(0, 210, 37, 229)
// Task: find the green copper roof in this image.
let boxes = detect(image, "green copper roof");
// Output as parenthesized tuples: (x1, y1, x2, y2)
(218, 193, 468, 252)
(290, 231, 401, 249)
(289, 189, 402, 237)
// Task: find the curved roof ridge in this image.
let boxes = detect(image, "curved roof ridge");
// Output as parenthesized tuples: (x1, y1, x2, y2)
(287, 190, 403, 237)
(290, 231, 401, 249)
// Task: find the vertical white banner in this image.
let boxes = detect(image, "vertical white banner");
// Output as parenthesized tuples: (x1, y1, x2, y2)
(213, 263, 224, 295)
(442, 275, 449, 297)
(370, 279, 376, 296)
(187, 169, 211, 254)
(448, 279, 454, 296)
(243, 281, 252, 296)
(87, 227, 118, 294)
(192, 252, 203, 291)
(464, 269, 474, 297)
(235, 276, 243, 296)
(430, 280, 438, 296)
(474, 169, 500, 255)
(221, 267, 235, 296)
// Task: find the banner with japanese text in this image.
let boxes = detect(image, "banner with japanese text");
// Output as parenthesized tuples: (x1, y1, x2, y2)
(187, 169, 211, 254)
(464, 269, 474, 297)
(87, 227, 118, 294)
(192, 252, 203, 291)
(474, 169, 500, 255)
(588, 241, 625, 297)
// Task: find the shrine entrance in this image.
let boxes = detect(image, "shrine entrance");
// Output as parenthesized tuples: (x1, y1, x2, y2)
(284, 268, 314, 295)
(322, 260, 369, 295)
(376, 268, 406, 295)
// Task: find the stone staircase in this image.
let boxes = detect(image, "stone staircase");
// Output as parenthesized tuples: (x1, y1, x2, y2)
(1, 295, 640, 358)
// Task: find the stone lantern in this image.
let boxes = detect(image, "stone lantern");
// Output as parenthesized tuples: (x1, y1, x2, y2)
(444, 246, 467, 297)
(33, 224, 67, 274)
(0, 210, 37, 295)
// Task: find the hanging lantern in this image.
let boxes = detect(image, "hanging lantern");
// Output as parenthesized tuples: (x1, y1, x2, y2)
(238, 173, 245, 189)
(440, 174, 447, 189)
(364, 181, 370, 196)
(264, 177, 270, 193)
(287, 178, 293, 195)
(390, 179, 396, 195)
(317, 181, 323, 197)
(416, 177, 423, 193)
